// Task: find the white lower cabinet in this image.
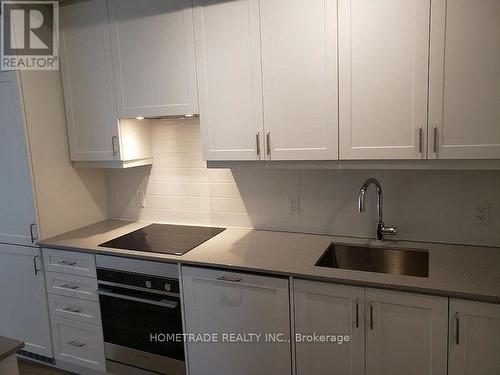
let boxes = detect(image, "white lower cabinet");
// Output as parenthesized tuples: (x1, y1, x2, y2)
(0, 244, 52, 357)
(448, 299, 500, 375)
(294, 280, 365, 375)
(365, 288, 447, 375)
(294, 281, 448, 375)
(48, 294, 102, 326)
(182, 266, 292, 375)
(45, 271, 99, 302)
(44, 249, 105, 374)
(51, 316, 105, 372)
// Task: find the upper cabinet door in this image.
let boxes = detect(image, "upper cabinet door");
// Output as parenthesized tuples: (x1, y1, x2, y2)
(339, 0, 430, 160)
(294, 280, 364, 375)
(448, 299, 500, 375)
(0, 72, 37, 246)
(194, 0, 263, 161)
(108, 0, 198, 118)
(260, 0, 338, 160)
(429, 0, 500, 159)
(60, 0, 119, 162)
(365, 289, 447, 375)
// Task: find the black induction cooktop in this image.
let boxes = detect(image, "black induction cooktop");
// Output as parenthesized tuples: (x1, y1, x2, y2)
(98, 224, 226, 255)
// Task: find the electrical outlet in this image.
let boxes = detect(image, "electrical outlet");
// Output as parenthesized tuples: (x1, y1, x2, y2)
(136, 191, 146, 208)
(473, 204, 490, 225)
(288, 196, 299, 215)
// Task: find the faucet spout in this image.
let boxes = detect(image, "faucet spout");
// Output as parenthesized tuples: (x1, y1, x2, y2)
(359, 178, 383, 221)
(358, 178, 396, 242)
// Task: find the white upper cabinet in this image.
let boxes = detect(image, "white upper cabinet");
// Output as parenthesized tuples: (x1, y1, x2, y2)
(260, 0, 338, 160)
(60, 0, 118, 162)
(108, 0, 198, 118)
(339, 0, 430, 160)
(0, 72, 37, 246)
(294, 280, 364, 375)
(365, 289, 447, 375)
(194, 0, 264, 161)
(182, 266, 291, 375)
(428, 0, 500, 159)
(448, 299, 500, 375)
(60, 0, 152, 166)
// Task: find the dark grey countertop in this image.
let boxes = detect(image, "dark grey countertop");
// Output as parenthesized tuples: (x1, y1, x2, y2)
(39, 220, 500, 303)
(0, 335, 24, 361)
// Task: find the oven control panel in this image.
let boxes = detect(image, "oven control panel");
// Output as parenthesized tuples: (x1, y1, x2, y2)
(97, 268, 180, 296)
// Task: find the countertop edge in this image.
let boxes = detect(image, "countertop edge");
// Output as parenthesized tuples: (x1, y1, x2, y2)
(38, 241, 500, 305)
(0, 337, 24, 361)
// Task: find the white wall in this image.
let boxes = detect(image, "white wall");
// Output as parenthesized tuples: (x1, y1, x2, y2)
(106, 119, 500, 247)
(20, 71, 108, 240)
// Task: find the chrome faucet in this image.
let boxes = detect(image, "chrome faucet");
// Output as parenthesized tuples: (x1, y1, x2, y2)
(358, 178, 397, 241)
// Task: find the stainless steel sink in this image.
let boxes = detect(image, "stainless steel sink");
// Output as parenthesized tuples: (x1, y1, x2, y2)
(315, 243, 429, 278)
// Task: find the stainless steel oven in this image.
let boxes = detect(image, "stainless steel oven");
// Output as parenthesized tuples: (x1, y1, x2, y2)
(96, 255, 185, 375)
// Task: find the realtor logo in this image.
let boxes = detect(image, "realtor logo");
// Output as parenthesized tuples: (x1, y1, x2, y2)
(1, 1, 59, 70)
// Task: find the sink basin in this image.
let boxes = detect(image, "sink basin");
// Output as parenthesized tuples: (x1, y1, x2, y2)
(315, 243, 429, 278)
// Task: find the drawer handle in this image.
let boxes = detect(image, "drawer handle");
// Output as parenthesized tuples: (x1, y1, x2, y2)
(59, 284, 79, 290)
(58, 260, 77, 266)
(67, 341, 85, 348)
(216, 276, 242, 283)
(62, 307, 82, 313)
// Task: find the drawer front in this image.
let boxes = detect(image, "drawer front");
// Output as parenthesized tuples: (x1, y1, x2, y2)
(43, 248, 96, 277)
(51, 316, 105, 372)
(48, 294, 101, 326)
(46, 272, 99, 302)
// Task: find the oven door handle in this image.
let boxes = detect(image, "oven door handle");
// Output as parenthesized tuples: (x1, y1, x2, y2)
(98, 289, 179, 309)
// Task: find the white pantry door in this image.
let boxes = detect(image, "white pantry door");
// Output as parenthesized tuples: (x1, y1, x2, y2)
(193, 0, 264, 161)
(338, 0, 430, 160)
(260, 0, 338, 160)
(0, 72, 37, 246)
(428, 0, 500, 159)
(0, 244, 52, 357)
(108, 0, 198, 118)
(294, 280, 364, 375)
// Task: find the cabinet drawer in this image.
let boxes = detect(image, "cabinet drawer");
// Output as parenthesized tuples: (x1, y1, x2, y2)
(48, 294, 101, 326)
(46, 272, 98, 302)
(43, 248, 96, 277)
(51, 316, 105, 372)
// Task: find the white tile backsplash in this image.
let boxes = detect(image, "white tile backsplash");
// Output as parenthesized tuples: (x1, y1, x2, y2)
(106, 119, 500, 247)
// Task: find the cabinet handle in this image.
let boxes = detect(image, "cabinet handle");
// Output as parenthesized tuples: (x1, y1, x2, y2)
(256, 132, 261, 157)
(418, 126, 423, 154)
(455, 313, 460, 345)
(29, 223, 37, 243)
(66, 341, 85, 348)
(355, 300, 359, 328)
(369, 302, 374, 330)
(266, 132, 271, 156)
(216, 276, 242, 283)
(62, 307, 82, 313)
(433, 126, 438, 154)
(58, 260, 77, 266)
(33, 256, 40, 276)
(112, 136, 119, 157)
(59, 284, 79, 290)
